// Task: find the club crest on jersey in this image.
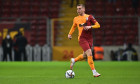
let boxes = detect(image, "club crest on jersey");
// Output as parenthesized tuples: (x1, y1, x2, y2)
(86, 17, 88, 21)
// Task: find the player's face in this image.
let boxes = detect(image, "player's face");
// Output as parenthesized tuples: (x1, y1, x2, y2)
(77, 6, 85, 15)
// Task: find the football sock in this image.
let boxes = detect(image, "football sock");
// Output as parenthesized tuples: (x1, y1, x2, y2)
(92, 69, 96, 74)
(75, 54, 84, 62)
(88, 56, 95, 70)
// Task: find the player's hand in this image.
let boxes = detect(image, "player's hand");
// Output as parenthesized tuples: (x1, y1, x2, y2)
(68, 34, 72, 40)
(84, 26, 92, 30)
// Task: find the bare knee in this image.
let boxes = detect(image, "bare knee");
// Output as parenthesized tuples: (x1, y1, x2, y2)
(85, 49, 92, 56)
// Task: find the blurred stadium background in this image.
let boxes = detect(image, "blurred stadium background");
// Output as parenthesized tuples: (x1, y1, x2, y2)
(0, 0, 140, 61)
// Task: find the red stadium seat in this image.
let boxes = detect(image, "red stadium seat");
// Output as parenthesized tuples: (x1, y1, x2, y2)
(31, 7, 40, 16)
(11, 8, 20, 14)
(94, 29, 104, 36)
(38, 26, 46, 31)
(94, 35, 104, 45)
(94, 40, 103, 45)
(11, 13, 20, 17)
(137, 8, 140, 16)
(104, 30, 114, 36)
(96, 18, 103, 24)
(3, 1, 12, 8)
(40, 7, 49, 16)
(37, 37, 46, 44)
(21, 19, 29, 22)
(115, 30, 125, 36)
(29, 37, 36, 46)
(95, 36, 103, 41)
(115, 7, 125, 16)
(115, 35, 125, 45)
(50, 13, 59, 18)
(123, 24, 133, 30)
(1, 8, 11, 14)
(126, 7, 135, 16)
(40, 1, 50, 8)
(103, 24, 112, 31)
(30, 25, 37, 31)
(104, 41, 114, 45)
(104, 7, 115, 16)
(20, 13, 31, 17)
(30, 19, 38, 26)
(31, 1, 40, 7)
(125, 30, 137, 36)
(94, 7, 104, 16)
(123, 18, 133, 24)
(21, 1, 30, 7)
(115, 41, 124, 45)
(123, 0, 132, 8)
(114, 18, 123, 24)
(115, 35, 125, 41)
(125, 35, 136, 44)
(104, 18, 113, 25)
(12, 1, 21, 8)
(51, 0, 60, 7)
(104, 36, 114, 45)
(38, 19, 47, 25)
(38, 31, 46, 36)
(112, 24, 122, 30)
(21, 7, 31, 13)
(115, 0, 123, 7)
(104, 2, 113, 9)
(1, 13, 10, 17)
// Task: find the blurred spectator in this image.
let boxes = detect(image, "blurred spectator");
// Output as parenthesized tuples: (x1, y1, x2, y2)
(2, 33, 13, 61)
(110, 48, 124, 61)
(93, 44, 104, 60)
(122, 43, 138, 61)
(110, 50, 116, 61)
(116, 48, 124, 61)
(13, 32, 20, 61)
(14, 31, 28, 61)
(70, 0, 79, 8)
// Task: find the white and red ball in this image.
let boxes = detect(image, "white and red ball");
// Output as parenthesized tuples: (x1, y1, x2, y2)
(65, 70, 75, 78)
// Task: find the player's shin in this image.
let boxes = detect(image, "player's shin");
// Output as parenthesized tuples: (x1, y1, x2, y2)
(88, 56, 101, 77)
(87, 56, 95, 70)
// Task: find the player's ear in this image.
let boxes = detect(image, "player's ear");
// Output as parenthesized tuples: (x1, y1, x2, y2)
(83, 7, 85, 12)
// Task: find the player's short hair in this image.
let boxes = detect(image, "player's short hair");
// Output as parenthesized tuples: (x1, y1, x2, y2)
(77, 4, 85, 8)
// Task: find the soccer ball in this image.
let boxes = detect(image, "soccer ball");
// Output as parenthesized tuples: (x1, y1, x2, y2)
(65, 70, 75, 78)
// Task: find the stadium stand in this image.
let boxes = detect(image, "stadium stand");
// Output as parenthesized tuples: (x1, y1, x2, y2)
(0, 0, 61, 46)
(85, 0, 138, 45)
(0, 0, 139, 46)
(51, 0, 139, 46)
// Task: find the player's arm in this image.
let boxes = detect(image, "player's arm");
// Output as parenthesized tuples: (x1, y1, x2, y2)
(91, 22, 100, 28)
(84, 15, 100, 30)
(90, 15, 100, 29)
(68, 18, 77, 39)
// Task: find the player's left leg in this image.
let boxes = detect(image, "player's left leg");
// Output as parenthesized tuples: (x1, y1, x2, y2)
(70, 53, 86, 70)
(85, 49, 101, 77)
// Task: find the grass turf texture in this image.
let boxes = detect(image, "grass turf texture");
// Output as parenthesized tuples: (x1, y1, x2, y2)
(0, 61, 140, 84)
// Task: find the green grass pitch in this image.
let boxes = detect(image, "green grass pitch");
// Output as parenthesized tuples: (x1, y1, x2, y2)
(0, 61, 140, 84)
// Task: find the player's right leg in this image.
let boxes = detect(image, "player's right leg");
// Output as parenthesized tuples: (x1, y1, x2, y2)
(85, 49, 101, 77)
(70, 53, 86, 70)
